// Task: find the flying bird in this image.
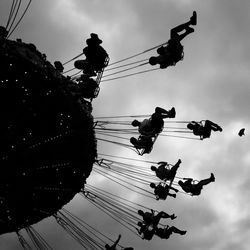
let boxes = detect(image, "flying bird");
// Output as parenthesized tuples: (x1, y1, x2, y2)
(238, 128, 245, 137)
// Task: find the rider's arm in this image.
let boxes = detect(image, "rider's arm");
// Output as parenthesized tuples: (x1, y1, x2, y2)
(113, 234, 121, 247)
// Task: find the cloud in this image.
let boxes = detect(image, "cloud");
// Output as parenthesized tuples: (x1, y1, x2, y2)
(1, 0, 250, 250)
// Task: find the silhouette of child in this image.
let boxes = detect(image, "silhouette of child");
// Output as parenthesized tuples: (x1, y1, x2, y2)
(187, 120, 222, 139)
(178, 173, 215, 196)
(74, 33, 108, 75)
(149, 11, 197, 68)
(150, 182, 178, 200)
(151, 159, 181, 181)
(132, 107, 175, 136)
(138, 209, 176, 228)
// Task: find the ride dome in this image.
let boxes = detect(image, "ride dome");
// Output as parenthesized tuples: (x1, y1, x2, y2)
(0, 28, 97, 235)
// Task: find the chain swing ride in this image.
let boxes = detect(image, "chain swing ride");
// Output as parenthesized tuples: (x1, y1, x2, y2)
(0, 2, 220, 249)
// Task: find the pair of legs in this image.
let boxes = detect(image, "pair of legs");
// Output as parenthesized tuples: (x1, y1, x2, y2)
(140, 211, 175, 227)
(157, 185, 178, 199)
(150, 107, 175, 132)
(167, 226, 187, 235)
(196, 173, 215, 188)
(153, 107, 176, 119)
(74, 60, 97, 76)
(170, 11, 197, 42)
(204, 120, 222, 132)
(156, 226, 186, 239)
(167, 159, 182, 180)
(166, 185, 179, 198)
(105, 234, 121, 250)
(154, 211, 176, 223)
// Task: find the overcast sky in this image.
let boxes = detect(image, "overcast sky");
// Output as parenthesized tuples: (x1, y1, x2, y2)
(1, 0, 250, 249)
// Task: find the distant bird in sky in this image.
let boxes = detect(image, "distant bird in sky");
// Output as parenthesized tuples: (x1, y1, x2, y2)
(238, 128, 245, 137)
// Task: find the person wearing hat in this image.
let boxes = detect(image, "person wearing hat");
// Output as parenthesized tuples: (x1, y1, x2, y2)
(74, 33, 108, 75)
(87, 33, 103, 45)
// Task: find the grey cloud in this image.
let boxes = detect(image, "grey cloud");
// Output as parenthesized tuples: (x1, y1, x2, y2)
(1, 0, 250, 250)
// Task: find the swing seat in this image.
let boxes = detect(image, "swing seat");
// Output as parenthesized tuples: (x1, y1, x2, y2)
(90, 56, 109, 100)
